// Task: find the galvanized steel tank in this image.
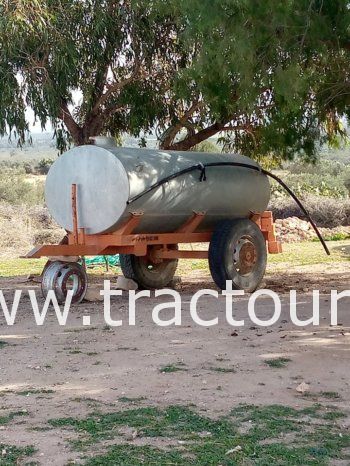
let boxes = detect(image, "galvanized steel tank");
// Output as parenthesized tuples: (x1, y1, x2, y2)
(45, 140, 270, 235)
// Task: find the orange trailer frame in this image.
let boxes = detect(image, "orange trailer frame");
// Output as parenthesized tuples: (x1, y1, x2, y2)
(25, 184, 282, 260)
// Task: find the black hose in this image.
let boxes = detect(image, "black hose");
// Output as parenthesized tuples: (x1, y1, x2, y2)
(127, 162, 330, 255)
(262, 170, 330, 255)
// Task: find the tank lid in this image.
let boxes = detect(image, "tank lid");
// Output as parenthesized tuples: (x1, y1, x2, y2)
(89, 136, 118, 149)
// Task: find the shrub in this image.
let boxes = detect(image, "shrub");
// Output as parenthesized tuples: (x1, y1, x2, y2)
(287, 159, 345, 177)
(35, 158, 54, 175)
(269, 195, 350, 228)
(0, 171, 44, 205)
(271, 173, 348, 199)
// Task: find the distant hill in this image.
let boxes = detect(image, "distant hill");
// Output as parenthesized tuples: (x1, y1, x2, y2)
(0, 132, 58, 161)
(0, 132, 159, 161)
(2, 130, 347, 163)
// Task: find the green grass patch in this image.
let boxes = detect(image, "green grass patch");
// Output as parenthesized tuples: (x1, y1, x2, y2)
(0, 410, 29, 425)
(207, 366, 236, 373)
(312, 232, 350, 242)
(159, 362, 187, 373)
(323, 410, 346, 420)
(16, 388, 54, 396)
(267, 240, 350, 269)
(0, 341, 9, 349)
(48, 403, 350, 465)
(320, 391, 341, 400)
(118, 397, 147, 404)
(0, 258, 46, 277)
(0, 444, 35, 465)
(264, 357, 291, 368)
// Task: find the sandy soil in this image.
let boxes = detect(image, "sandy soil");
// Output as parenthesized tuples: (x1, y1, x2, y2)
(0, 270, 350, 464)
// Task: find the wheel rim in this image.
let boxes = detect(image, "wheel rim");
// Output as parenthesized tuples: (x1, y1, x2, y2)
(41, 261, 87, 304)
(233, 236, 258, 276)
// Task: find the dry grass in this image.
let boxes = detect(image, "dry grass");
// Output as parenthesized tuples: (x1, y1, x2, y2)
(0, 203, 64, 258)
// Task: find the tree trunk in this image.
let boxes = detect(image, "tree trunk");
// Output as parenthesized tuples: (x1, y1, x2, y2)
(164, 122, 224, 151)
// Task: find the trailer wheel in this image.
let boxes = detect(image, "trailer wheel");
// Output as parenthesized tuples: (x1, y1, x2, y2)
(120, 246, 178, 289)
(209, 218, 267, 292)
(41, 260, 87, 304)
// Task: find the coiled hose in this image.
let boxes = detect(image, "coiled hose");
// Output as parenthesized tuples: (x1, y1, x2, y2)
(127, 162, 330, 255)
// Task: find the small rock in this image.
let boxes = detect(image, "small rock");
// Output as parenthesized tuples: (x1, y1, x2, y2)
(226, 446, 242, 454)
(116, 276, 138, 291)
(84, 288, 103, 302)
(296, 382, 310, 393)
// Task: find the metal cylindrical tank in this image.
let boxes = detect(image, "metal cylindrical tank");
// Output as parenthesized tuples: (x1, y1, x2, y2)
(45, 144, 270, 235)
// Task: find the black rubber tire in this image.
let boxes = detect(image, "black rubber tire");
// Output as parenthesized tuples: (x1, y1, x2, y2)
(208, 218, 267, 292)
(119, 247, 178, 289)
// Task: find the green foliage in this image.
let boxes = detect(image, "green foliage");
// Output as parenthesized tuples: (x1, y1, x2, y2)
(272, 154, 350, 199)
(1, 1, 350, 160)
(271, 174, 348, 199)
(0, 1, 187, 150)
(160, 0, 350, 158)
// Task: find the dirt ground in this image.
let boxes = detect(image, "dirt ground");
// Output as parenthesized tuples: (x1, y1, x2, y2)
(0, 265, 350, 465)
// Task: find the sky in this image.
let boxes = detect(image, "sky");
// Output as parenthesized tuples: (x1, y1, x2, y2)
(25, 89, 83, 133)
(26, 107, 52, 133)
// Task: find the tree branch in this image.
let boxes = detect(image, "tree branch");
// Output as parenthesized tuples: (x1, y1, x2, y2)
(90, 59, 142, 115)
(159, 99, 202, 149)
(165, 120, 255, 151)
(166, 121, 226, 151)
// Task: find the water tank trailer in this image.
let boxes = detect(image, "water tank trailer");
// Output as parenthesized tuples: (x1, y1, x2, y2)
(26, 138, 286, 303)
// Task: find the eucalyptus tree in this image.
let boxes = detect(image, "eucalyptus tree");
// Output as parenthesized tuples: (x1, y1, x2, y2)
(158, 0, 350, 161)
(1, 0, 349, 161)
(0, 0, 187, 151)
